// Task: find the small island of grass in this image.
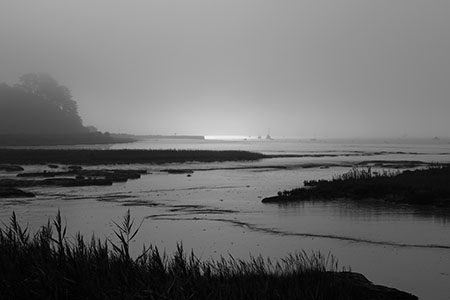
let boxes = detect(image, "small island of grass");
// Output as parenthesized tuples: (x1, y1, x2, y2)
(263, 165, 450, 205)
(0, 149, 267, 198)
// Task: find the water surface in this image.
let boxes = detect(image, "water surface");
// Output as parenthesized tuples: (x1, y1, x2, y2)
(2, 138, 450, 299)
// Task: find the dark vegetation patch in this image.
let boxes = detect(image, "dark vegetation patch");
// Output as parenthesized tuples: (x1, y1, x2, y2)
(0, 168, 146, 198)
(0, 132, 129, 146)
(0, 74, 133, 146)
(263, 165, 450, 205)
(121, 200, 160, 207)
(167, 205, 237, 214)
(17, 168, 146, 181)
(0, 169, 146, 189)
(0, 164, 24, 172)
(0, 149, 265, 165)
(0, 187, 35, 198)
(0, 211, 417, 300)
(161, 168, 195, 174)
(96, 194, 138, 202)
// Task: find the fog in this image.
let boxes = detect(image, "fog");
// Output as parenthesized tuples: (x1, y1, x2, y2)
(1, 0, 449, 138)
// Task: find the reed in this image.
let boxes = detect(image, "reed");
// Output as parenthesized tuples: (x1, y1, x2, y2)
(0, 210, 384, 300)
(267, 164, 450, 205)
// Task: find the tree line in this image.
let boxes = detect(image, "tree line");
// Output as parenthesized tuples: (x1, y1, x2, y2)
(0, 73, 86, 135)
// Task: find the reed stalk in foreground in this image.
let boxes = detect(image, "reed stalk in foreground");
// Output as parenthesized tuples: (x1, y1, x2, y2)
(0, 210, 413, 300)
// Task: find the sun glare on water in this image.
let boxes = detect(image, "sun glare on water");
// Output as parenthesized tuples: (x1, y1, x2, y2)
(205, 135, 257, 141)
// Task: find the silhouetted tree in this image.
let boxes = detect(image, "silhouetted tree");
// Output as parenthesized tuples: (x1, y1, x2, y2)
(0, 74, 87, 135)
(15, 73, 82, 127)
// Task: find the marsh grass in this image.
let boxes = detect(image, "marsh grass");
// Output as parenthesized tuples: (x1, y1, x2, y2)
(272, 165, 450, 204)
(0, 149, 265, 165)
(0, 210, 375, 300)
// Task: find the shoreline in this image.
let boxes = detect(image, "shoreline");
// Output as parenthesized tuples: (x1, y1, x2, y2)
(0, 133, 135, 147)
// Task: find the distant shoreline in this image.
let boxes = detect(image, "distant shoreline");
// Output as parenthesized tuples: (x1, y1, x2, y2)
(0, 133, 135, 147)
(0, 133, 206, 147)
(111, 133, 205, 140)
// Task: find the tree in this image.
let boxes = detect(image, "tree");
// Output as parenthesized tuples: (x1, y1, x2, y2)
(0, 74, 88, 135)
(15, 73, 82, 127)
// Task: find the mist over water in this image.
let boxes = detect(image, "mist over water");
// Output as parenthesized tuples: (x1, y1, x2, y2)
(1, 1, 450, 137)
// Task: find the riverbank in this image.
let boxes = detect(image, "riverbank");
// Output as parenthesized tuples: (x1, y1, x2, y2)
(0, 211, 417, 300)
(263, 165, 450, 205)
(0, 149, 265, 165)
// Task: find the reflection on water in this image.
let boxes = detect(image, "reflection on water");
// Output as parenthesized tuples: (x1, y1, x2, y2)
(273, 200, 450, 247)
(2, 138, 450, 299)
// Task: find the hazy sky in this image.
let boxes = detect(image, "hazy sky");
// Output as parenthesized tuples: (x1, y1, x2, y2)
(1, 1, 449, 138)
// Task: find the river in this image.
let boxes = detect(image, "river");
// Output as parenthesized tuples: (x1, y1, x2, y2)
(1, 137, 450, 299)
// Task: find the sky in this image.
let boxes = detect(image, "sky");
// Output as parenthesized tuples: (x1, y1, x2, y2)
(0, 0, 449, 138)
